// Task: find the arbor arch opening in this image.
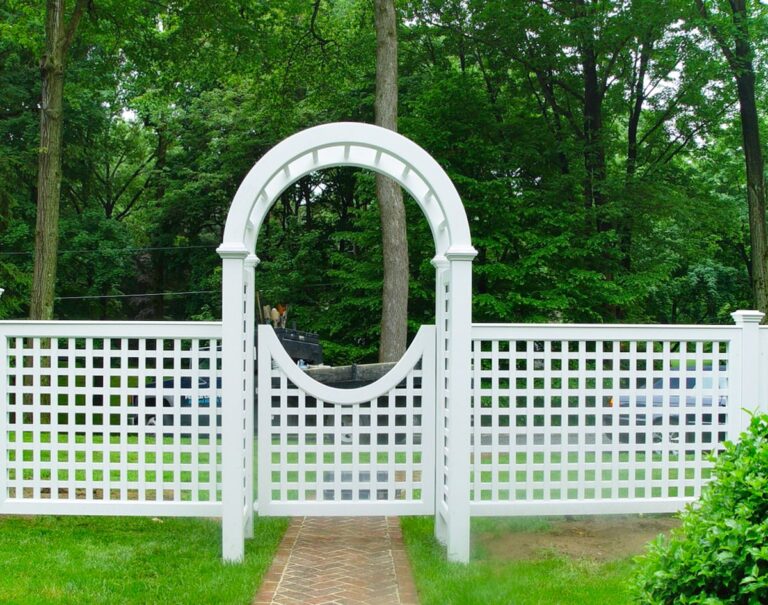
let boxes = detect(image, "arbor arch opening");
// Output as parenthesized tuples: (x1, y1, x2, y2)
(217, 122, 476, 563)
(253, 165, 437, 369)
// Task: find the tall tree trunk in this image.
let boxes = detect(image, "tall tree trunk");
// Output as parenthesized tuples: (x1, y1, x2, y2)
(577, 7, 607, 228)
(622, 37, 653, 274)
(150, 126, 168, 319)
(732, 3, 768, 315)
(374, 0, 409, 362)
(695, 0, 768, 316)
(575, 0, 616, 319)
(737, 67, 768, 313)
(30, 0, 88, 319)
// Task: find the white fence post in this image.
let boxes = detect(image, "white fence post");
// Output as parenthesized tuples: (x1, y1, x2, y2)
(218, 248, 249, 562)
(731, 310, 765, 430)
(445, 255, 474, 563)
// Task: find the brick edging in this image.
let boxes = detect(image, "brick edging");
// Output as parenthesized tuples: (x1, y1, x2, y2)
(388, 517, 421, 605)
(251, 517, 304, 605)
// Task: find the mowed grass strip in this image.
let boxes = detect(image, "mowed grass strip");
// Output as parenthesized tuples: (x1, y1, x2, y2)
(0, 515, 288, 605)
(401, 516, 635, 605)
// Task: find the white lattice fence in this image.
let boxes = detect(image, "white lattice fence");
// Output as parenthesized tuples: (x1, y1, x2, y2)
(470, 324, 740, 515)
(257, 324, 435, 515)
(0, 322, 222, 516)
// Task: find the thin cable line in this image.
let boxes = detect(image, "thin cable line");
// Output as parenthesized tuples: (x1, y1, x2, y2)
(0, 245, 218, 257)
(55, 290, 218, 301)
(53, 283, 339, 301)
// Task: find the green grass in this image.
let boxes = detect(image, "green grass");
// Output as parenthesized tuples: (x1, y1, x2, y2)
(401, 517, 636, 605)
(0, 515, 289, 605)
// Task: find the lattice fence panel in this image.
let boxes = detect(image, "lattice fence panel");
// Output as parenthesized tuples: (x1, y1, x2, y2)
(470, 327, 735, 514)
(259, 327, 434, 515)
(0, 323, 222, 514)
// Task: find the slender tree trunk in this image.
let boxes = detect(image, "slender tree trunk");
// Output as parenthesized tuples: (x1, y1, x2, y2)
(731, 3, 768, 315)
(579, 27, 607, 227)
(626, 40, 651, 181)
(622, 38, 653, 274)
(30, 0, 87, 319)
(374, 0, 409, 362)
(150, 126, 168, 319)
(737, 68, 768, 313)
(695, 0, 768, 317)
(575, 0, 617, 320)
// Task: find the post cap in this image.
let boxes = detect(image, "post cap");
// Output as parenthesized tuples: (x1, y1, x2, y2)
(216, 243, 249, 259)
(731, 310, 765, 325)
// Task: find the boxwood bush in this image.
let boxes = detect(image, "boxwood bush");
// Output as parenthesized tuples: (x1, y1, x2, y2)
(632, 413, 768, 604)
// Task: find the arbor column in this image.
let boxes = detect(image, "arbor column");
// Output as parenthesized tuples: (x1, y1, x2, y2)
(218, 246, 249, 562)
(445, 252, 476, 563)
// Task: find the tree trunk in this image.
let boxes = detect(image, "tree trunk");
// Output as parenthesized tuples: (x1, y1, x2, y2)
(578, 14, 607, 227)
(695, 0, 768, 317)
(622, 37, 653, 274)
(374, 0, 409, 362)
(30, 0, 87, 319)
(731, 2, 768, 315)
(151, 126, 168, 319)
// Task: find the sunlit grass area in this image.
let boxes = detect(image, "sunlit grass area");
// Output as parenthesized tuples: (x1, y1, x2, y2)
(402, 516, 641, 605)
(0, 515, 288, 605)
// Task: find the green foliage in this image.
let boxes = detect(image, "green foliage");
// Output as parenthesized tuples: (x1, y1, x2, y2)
(0, 0, 761, 358)
(632, 414, 768, 604)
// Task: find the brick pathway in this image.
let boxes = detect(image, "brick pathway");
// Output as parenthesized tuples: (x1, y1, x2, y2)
(253, 517, 420, 605)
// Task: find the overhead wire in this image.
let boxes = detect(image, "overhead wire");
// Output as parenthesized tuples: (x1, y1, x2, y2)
(53, 283, 338, 301)
(55, 290, 218, 300)
(0, 245, 218, 257)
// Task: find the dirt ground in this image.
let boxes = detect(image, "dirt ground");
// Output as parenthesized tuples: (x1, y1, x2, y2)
(475, 516, 680, 562)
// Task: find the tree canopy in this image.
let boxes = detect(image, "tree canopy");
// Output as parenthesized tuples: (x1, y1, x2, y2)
(0, 0, 764, 362)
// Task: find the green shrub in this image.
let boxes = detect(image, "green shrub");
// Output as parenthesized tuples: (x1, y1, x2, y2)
(632, 413, 768, 604)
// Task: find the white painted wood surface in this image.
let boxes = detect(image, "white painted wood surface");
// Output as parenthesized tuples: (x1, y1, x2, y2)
(0, 321, 222, 516)
(257, 325, 436, 517)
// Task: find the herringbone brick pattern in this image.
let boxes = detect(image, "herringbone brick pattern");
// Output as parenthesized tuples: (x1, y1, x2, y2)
(253, 517, 420, 605)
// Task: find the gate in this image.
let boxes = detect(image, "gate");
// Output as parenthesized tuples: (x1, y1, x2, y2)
(218, 122, 476, 562)
(257, 325, 435, 515)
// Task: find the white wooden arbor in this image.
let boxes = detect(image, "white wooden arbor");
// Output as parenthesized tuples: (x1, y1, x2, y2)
(217, 122, 477, 562)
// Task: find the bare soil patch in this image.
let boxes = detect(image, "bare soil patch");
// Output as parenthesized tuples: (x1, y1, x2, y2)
(475, 515, 680, 562)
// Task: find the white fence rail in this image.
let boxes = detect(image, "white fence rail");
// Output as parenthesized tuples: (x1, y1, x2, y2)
(469, 316, 765, 516)
(1, 315, 765, 524)
(0, 322, 223, 516)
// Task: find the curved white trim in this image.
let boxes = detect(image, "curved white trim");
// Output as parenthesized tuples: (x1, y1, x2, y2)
(220, 122, 476, 258)
(261, 324, 435, 405)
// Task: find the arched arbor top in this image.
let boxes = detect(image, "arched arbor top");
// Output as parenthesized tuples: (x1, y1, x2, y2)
(217, 122, 476, 261)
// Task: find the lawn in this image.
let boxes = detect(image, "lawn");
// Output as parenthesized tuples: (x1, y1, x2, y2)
(0, 515, 288, 605)
(401, 516, 662, 605)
